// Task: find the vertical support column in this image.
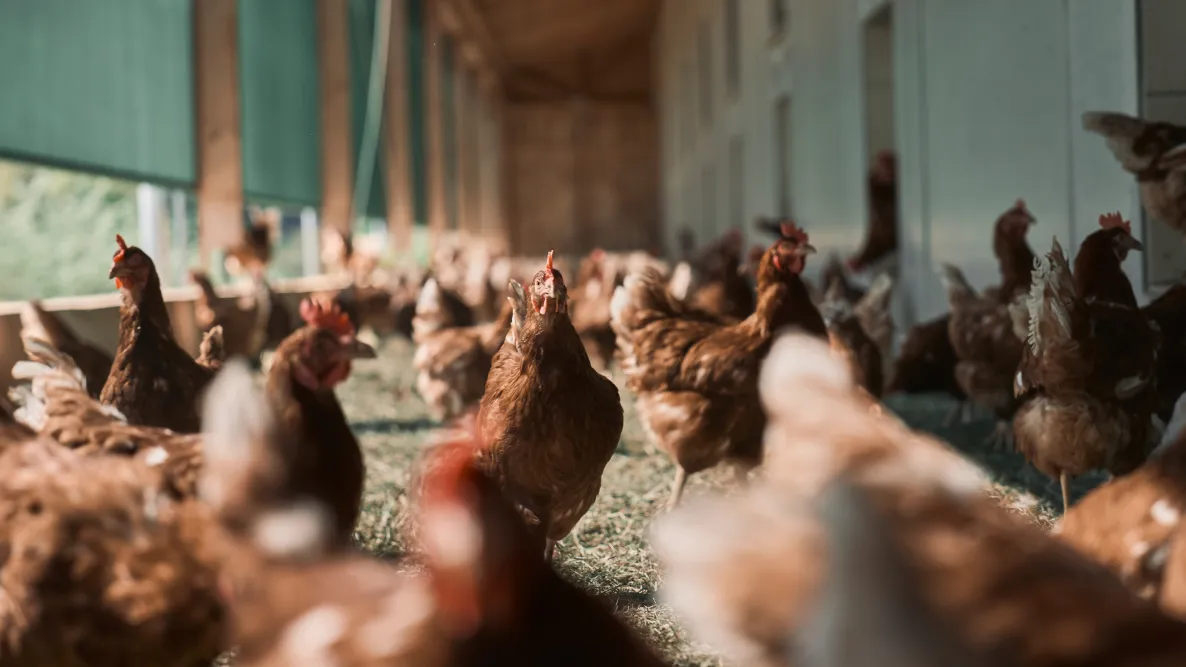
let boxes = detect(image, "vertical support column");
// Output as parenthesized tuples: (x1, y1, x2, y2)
(384, 0, 414, 257)
(424, 1, 448, 248)
(489, 82, 509, 253)
(454, 61, 474, 236)
(170, 190, 189, 286)
(317, 0, 354, 237)
(477, 71, 496, 243)
(193, 0, 244, 269)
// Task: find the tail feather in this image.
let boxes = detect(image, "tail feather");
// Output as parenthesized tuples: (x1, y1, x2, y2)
(1025, 237, 1076, 356)
(9, 336, 125, 432)
(937, 264, 979, 311)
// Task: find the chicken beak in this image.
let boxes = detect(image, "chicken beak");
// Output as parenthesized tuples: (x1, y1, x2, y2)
(347, 339, 377, 359)
(108, 264, 129, 280)
(1118, 235, 1144, 252)
(799, 243, 818, 256)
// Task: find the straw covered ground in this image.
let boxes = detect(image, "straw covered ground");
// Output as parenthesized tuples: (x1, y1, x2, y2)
(333, 337, 1106, 666)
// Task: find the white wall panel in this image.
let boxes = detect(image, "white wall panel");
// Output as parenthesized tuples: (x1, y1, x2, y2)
(657, 0, 1144, 321)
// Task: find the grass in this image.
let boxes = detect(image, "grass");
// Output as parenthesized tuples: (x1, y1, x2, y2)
(334, 337, 1106, 666)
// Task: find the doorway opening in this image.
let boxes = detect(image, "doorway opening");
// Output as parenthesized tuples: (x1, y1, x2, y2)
(854, 4, 898, 276)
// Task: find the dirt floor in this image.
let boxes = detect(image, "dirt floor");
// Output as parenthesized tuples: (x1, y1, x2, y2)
(334, 336, 1107, 666)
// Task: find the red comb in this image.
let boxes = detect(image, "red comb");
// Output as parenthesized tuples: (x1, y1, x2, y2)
(1099, 211, 1132, 234)
(299, 298, 355, 337)
(590, 248, 606, 262)
(1014, 199, 1027, 211)
(114, 234, 128, 262)
(780, 221, 810, 244)
(545, 250, 554, 273)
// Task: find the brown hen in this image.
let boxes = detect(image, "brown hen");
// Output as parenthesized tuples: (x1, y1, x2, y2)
(413, 297, 513, 422)
(100, 234, 218, 433)
(1014, 213, 1159, 512)
(476, 252, 624, 561)
(612, 222, 827, 509)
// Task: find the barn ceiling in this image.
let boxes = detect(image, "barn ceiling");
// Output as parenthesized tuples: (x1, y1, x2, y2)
(472, 0, 660, 103)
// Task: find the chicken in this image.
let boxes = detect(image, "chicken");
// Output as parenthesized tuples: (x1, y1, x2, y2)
(612, 222, 828, 509)
(993, 199, 1038, 303)
(1057, 393, 1186, 603)
(652, 332, 1186, 667)
(18, 301, 113, 399)
(819, 253, 867, 304)
(224, 205, 280, 276)
(191, 269, 294, 363)
(570, 249, 625, 370)
(100, 234, 219, 433)
(1014, 213, 1159, 512)
(886, 314, 965, 406)
(1083, 112, 1186, 235)
(476, 252, 624, 561)
(214, 399, 663, 667)
(685, 228, 756, 320)
(940, 264, 1026, 447)
(1142, 277, 1186, 421)
(414, 298, 513, 422)
(410, 277, 478, 344)
(261, 298, 376, 548)
(819, 282, 883, 397)
(847, 151, 898, 271)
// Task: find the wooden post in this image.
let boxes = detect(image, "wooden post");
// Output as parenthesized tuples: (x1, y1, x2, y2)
(383, 0, 414, 256)
(424, 2, 448, 247)
(193, 0, 244, 267)
(454, 62, 473, 235)
(317, 0, 354, 236)
(477, 71, 496, 242)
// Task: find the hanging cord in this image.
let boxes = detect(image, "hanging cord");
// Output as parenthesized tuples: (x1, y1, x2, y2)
(352, 0, 392, 226)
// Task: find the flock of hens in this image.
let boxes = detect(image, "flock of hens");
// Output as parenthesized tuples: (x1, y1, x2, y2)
(0, 111, 1184, 667)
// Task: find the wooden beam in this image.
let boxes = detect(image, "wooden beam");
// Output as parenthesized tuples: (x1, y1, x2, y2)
(383, 0, 414, 255)
(317, 0, 354, 235)
(454, 64, 474, 235)
(193, 0, 244, 265)
(425, 2, 448, 245)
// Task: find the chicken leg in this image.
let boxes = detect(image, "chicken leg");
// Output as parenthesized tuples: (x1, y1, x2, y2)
(985, 420, 1014, 451)
(1060, 471, 1071, 514)
(545, 539, 557, 564)
(667, 467, 688, 511)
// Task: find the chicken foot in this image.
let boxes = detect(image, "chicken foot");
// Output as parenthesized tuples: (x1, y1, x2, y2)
(942, 401, 975, 428)
(985, 420, 1014, 451)
(666, 467, 689, 511)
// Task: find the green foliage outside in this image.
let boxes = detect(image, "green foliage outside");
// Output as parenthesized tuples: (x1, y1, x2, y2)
(0, 159, 140, 301)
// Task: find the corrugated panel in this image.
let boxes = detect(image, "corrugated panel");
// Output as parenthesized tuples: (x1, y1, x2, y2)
(349, 0, 386, 218)
(442, 34, 458, 229)
(0, 0, 195, 185)
(238, 0, 321, 206)
(406, 0, 429, 226)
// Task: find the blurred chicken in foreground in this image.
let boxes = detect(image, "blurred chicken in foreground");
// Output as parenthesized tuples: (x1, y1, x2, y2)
(653, 332, 1186, 667)
(217, 380, 664, 667)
